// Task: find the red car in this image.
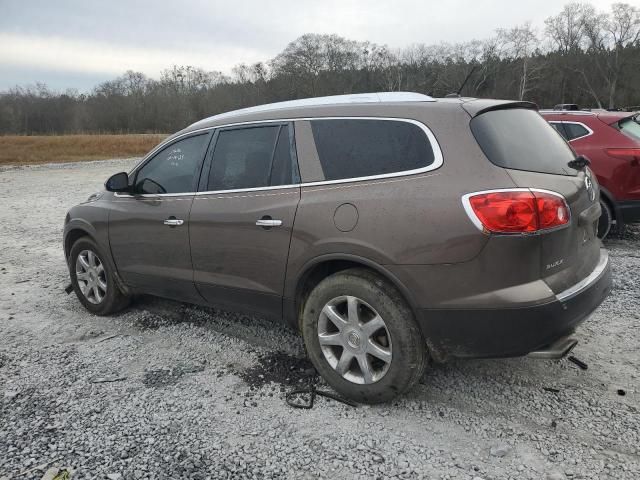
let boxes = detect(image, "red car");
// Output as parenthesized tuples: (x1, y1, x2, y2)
(542, 110, 640, 237)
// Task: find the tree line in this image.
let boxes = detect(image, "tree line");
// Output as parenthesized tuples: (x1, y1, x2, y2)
(1, 2, 638, 135)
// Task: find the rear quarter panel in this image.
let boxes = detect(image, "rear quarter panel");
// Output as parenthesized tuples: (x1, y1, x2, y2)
(284, 103, 520, 302)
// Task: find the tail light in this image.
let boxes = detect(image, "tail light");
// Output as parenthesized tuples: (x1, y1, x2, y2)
(462, 189, 570, 234)
(605, 148, 640, 164)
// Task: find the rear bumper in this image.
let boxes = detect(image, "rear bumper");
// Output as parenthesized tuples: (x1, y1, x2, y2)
(617, 200, 640, 223)
(418, 249, 611, 359)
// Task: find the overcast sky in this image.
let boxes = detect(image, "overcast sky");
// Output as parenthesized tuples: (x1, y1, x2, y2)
(0, 0, 622, 92)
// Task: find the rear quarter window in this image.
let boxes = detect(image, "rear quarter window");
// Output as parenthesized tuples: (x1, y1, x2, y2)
(563, 122, 591, 141)
(310, 118, 437, 181)
(549, 122, 568, 140)
(471, 109, 578, 176)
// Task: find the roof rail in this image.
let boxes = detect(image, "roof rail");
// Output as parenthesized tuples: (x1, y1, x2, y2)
(192, 92, 435, 126)
(539, 110, 596, 116)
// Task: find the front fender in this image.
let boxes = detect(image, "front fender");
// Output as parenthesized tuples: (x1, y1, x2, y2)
(63, 204, 131, 295)
(63, 203, 109, 258)
(63, 218, 98, 252)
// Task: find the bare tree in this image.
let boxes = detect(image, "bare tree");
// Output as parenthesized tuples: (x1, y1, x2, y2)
(3, 7, 640, 135)
(374, 47, 403, 91)
(545, 3, 592, 53)
(583, 2, 640, 108)
(270, 34, 326, 96)
(497, 22, 543, 100)
(544, 3, 597, 105)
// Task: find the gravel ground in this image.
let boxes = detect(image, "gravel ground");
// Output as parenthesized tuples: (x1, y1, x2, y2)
(0, 159, 639, 480)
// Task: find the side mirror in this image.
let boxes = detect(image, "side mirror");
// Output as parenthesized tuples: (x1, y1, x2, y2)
(105, 172, 130, 192)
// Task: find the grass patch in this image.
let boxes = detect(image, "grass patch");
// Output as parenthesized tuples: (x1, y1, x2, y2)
(0, 134, 167, 166)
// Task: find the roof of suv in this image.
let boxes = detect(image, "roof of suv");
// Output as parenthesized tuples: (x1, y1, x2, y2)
(181, 92, 537, 135)
(203, 92, 436, 120)
(540, 109, 635, 125)
(186, 92, 435, 131)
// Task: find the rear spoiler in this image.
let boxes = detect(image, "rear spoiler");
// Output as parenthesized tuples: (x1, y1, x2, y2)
(596, 111, 638, 126)
(460, 99, 538, 118)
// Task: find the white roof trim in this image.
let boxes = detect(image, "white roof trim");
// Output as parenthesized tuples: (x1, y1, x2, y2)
(548, 120, 594, 142)
(539, 110, 596, 116)
(189, 92, 435, 128)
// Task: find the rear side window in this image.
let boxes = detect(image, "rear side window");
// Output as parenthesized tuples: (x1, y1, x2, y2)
(207, 124, 296, 191)
(310, 119, 435, 181)
(471, 109, 578, 176)
(563, 122, 590, 140)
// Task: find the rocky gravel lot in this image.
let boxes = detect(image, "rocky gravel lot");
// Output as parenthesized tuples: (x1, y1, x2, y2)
(1, 159, 639, 480)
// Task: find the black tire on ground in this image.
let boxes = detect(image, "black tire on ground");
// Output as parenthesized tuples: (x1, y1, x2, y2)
(69, 236, 130, 316)
(301, 268, 428, 404)
(597, 198, 613, 239)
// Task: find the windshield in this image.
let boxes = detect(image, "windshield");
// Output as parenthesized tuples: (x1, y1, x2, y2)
(470, 108, 578, 176)
(618, 115, 640, 141)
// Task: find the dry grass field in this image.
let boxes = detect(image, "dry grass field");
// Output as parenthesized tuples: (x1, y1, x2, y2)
(0, 134, 167, 166)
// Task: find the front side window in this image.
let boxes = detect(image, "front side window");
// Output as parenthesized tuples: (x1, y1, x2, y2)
(310, 119, 435, 181)
(207, 124, 296, 191)
(134, 134, 208, 194)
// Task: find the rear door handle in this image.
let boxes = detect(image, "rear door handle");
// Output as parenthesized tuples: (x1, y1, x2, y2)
(256, 218, 283, 228)
(164, 218, 184, 226)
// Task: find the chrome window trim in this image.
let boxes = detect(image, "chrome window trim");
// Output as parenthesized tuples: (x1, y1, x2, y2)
(461, 188, 572, 235)
(114, 192, 196, 198)
(117, 116, 444, 198)
(560, 121, 594, 142)
(196, 184, 300, 196)
(298, 116, 443, 188)
(556, 249, 609, 301)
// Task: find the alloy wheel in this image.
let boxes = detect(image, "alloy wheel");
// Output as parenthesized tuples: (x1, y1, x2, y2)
(75, 249, 107, 304)
(317, 295, 392, 384)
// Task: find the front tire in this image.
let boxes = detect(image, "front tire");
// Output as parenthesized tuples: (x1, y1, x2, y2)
(301, 268, 427, 404)
(69, 237, 130, 315)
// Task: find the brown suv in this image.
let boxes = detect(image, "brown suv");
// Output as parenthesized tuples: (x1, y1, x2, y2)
(64, 93, 611, 403)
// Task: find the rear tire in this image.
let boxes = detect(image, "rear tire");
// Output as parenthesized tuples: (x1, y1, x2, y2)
(597, 199, 613, 239)
(301, 268, 427, 404)
(69, 237, 130, 315)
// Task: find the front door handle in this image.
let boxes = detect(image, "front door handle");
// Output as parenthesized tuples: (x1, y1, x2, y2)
(164, 217, 184, 226)
(256, 217, 283, 228)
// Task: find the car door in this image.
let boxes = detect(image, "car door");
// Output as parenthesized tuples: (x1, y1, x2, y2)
(109, 131, 211, 303)
(189, 122, 300, 319)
